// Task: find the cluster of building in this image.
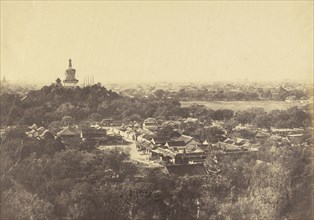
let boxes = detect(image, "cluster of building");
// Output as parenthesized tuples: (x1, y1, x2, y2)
(2, 109, 306, 176)
(103, 114, 308, 176)
(25, 124, 54, 140)
(5, 122, 124, 148)
(106, 117, 215, 175)
(56, 124, 124, 146)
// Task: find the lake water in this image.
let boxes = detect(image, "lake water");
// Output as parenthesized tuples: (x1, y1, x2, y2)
(180, 101, 307, 112)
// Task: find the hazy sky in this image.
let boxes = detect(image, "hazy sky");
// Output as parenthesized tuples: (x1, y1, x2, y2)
(1, 1, 313, 84)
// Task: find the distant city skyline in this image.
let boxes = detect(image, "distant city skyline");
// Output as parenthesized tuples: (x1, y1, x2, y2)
(1, 1, 313, 84)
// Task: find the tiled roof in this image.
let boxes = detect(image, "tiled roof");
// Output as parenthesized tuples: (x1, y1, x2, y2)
(152, 137, 171, 145)
(166, 141, 186, 147)
(144, 118, 157, 123)
(151, 148, 177, 158)
(57, 126, 81, 137)
(175, 135, 194, 144)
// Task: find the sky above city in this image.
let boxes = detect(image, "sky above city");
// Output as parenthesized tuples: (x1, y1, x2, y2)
(1, 1, 313, 85)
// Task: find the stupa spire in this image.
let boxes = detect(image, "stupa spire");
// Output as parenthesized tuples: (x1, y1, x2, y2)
(69, 59, 72, 68)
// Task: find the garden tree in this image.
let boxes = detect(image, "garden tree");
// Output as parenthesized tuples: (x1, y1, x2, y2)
(176, 88, 188, 100)
(212, 109, 234, 121)
(44, 111, 62, 123)
(214, 141, 311, 220)
(3, 127, 28, 141)
(206, 108, 216, 120)
(266, 107, 310, 128)
(189, 105, 211, 121)
(64, 183, 105, 220)
(224, 118, 238, 133)
(153, 106, 172, 118)
(100, 180, 171, 220)
(156, 124, 181, 139)
(169, 176, 203, 220)
(180, 121, 199, 137)
(237, 128, 257, 140)
(0, 139, 23, 180)
(210, 89, 226, 100)
(253, 110, 271, 128)
(234, 108, 263, 125)
(72, 106, 91, 120)
(20, 138, 63, 158)
(189, 127, 206, 142)
(61, 115, 74, 126)
(201, 159, 287, 220)
(286, 106, 309, 128)
(218, 187, 280, 220)
(199, 174, 233, 219)
(172, 106, 190, 118)
(268, 109, 290, 128)
(0, 93, 23, 125)
(204, 126, 226, 143)
(21, 106, 47, 126)
(4, 147, 139, 218)
(97, 100, 112, 117)
(56, 102, 75, 114)
(21, 140, 44, 159)
(235, 162, 290, 219)
(142, 170, 204, 220)
(278, 87, 289, 101)
(89, 112, 102, 121)
(266, 143, 312, 219)
(44, 139, 66, 155)
(124, 113, 142, 123)
(154, 89, 166, 99)
(187, 104, 206, 117)
(48, 120, 63, 134)
(1, 181, 56, 220)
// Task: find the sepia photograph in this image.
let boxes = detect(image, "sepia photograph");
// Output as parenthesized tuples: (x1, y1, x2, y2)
(0, 1, 313, 220)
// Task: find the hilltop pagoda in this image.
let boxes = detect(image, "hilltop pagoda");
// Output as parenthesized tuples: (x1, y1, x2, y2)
(63, 59, 79, 87)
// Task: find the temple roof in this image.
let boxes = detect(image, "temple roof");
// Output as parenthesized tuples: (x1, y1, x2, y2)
(57, 126, 81, 137)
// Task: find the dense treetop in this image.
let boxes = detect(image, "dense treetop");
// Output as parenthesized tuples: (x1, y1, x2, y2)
(0, 83, 312, 220)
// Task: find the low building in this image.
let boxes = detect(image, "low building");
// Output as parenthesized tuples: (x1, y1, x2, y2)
(151, 140, 206, 165)
(174, 134, 198, 145)
(101, 119, 123, 127)
(287, 134, 303, 144)
(270, 127, 304, 136)
(56, 125, 81, 144)
(214, 141, 258, 160)
(136, 141, 155, 153)
(151, 137, 171, 146)
(151, 147, 177, 163)
(143, 118, 159, 131)
(174, 151, 207, 164)
(184, 117, 199, 123)
(165, 141, 187, 151)
(25, 125, 54, 140)
(81, 127, 107, 140)
(285, 96, 297, 102)
(101, 119, 113, 126)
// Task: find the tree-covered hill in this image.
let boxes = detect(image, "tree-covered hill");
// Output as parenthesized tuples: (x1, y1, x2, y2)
(1, 84, 120, 126)
(0, 84, 189, 127)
